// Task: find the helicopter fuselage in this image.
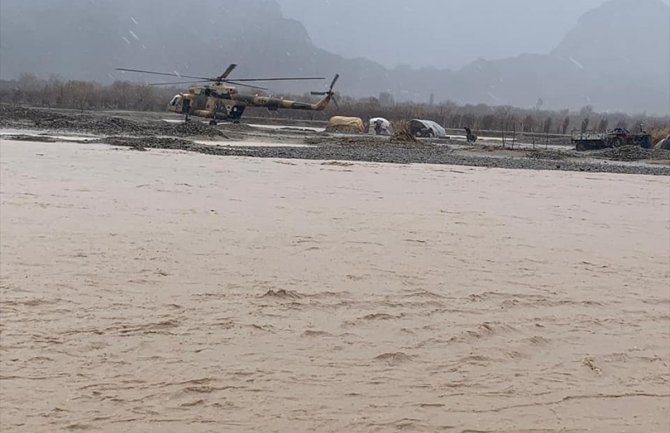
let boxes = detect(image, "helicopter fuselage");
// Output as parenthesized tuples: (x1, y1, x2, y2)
(116, 65, 338, 122)
(167, 83, 332, 121)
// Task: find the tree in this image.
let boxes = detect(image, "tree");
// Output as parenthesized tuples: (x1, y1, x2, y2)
(561, 116, 570, 135)
(580, 105, 594, 117)
(481, 114, 495, 130)
(378, 92, 394, 107)
(522, 115, 536, 133)
(597, 118, 609, 133)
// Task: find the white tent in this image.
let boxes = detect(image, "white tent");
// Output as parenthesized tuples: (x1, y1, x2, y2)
(368, 118, 393, 136)
(409, 119, 447, 138)
(655, 135, 670, 150)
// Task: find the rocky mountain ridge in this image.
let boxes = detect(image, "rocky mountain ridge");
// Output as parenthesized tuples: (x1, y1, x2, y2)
(1, 0, 668, 113)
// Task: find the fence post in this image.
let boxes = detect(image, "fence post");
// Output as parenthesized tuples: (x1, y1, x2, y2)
(503, 123, 507, 149)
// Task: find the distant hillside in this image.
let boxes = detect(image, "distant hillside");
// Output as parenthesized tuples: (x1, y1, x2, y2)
(1, 0, 668, 113)
(276, 0, 610, 70)
(0, 0, 396, 97)
(449, 0, 670, 113)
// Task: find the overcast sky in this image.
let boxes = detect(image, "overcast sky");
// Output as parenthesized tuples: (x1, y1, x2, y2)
(276, 0, 667, 69)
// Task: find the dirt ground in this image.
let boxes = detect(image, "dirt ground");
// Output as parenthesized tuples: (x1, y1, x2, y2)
(1, 139, 668, 432)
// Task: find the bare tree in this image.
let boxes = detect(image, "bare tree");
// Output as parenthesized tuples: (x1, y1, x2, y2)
(597, 118, 609, 132)
(561, 116, 570, 135)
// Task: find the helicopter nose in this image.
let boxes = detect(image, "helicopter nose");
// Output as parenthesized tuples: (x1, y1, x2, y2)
(167, 95, 182, 112)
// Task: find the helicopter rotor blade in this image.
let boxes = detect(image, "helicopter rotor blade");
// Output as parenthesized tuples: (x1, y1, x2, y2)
(232, 77, 325, 82)
(329, 74, 340, 91)
(149, 79, 268, 91)
(310, 74, 340, 103)
(224, 80, 268, 91)
(115, 68, 211, 81)
(216, 64, 238, 81)
(148, 80, 212, 86)
(311, 73, 339, 92)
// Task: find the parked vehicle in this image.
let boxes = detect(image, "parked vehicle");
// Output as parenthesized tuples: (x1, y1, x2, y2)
(572, 127, 653, 151)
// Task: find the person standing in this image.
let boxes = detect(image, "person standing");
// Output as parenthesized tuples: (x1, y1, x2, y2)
(374, 119, 383, 135)
(182, 98, 192, 122)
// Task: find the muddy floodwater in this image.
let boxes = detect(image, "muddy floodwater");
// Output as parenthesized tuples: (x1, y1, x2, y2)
(1, 139, 669, 432)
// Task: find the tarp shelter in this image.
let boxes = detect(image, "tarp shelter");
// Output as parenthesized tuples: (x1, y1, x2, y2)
(655, 135, 670, 150)
(326, 116, 364, 133)
(409, 119, 447, 138)
(368, 117, 393, 136)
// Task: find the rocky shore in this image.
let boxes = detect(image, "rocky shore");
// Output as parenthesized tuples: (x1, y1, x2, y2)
(2, 104, 668, 176)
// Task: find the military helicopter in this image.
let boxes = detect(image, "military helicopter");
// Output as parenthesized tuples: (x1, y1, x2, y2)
(116, 64, 340, 125)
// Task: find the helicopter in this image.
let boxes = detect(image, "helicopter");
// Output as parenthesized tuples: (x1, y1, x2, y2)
(116, 64, 340, 125)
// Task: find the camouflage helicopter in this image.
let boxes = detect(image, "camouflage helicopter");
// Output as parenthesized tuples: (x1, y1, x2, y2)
(116, 64, 339, 125)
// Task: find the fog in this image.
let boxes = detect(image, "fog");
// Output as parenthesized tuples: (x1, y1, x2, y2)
(1, 0, 668, 113)
(277, 0, 614, 69)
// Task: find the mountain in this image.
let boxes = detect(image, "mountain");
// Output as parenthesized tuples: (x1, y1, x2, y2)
(0, 0, 668, 114)
(0, 0, 391, 96)
(276, 0, 611, 70)
(450, 0, 670, 113)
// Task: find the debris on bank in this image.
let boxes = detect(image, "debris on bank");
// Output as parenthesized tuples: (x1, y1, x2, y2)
(599, 145, 652, 161)
(390, 122, 418, 144)
(525, 149, 569, 161)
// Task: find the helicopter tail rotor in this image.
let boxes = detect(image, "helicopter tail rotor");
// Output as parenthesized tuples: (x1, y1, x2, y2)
(329, 74, 340, 91)
(310, 73, 340, 108)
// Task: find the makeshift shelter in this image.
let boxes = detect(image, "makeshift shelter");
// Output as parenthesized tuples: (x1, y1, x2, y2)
(655, 135, 670, 150)
(368, 117, 393, 136)
(409, 119, 447, 138)
(326, 116, 364, 134)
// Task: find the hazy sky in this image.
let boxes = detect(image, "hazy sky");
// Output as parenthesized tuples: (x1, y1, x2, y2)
(1, 0, 667, 113)
(276, 0, 665, 70)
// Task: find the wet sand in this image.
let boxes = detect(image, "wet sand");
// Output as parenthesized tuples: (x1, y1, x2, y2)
(1, 139, 669, 432)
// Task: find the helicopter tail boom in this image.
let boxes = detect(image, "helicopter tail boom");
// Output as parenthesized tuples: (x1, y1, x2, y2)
(211, 73, 339, 112)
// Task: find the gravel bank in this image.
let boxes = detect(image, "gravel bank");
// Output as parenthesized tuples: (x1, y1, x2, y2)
(0, 104, 230, 137)
(2, 104, 668, 176)
(102, 136, 670, 176)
